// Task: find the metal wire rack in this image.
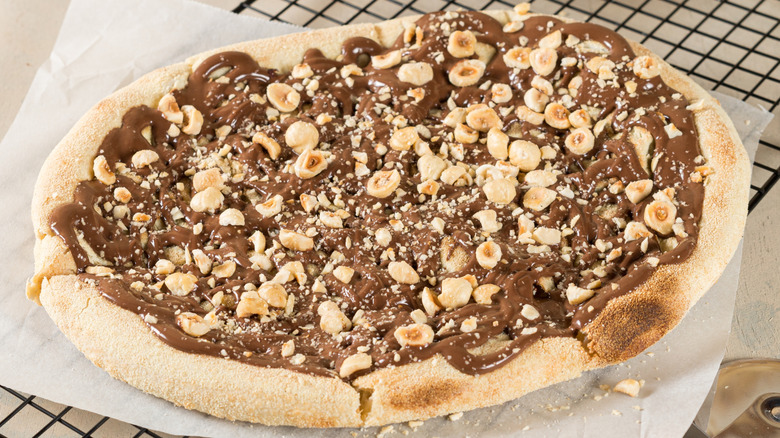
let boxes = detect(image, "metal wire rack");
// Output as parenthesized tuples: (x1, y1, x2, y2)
(2, 0, 778, 436)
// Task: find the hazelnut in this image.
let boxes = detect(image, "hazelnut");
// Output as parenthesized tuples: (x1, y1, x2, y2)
(192, 168, 223, 192)
(633, 55, 661, 79)
(132, 212, 151, 223)
(564, 127, 596, 155)
(466, 106, 502, 132)
(517, 214, 535, 236)
(219, 208, 245, 226)
(523, 187, 557, 211)
(418, 155, 448, 181)
(279, 229, 314, 251)
(514, 2, 531, 14)
(644, 199, 677, 234)
(281, 340, 295, 357)
(509, 140, 542, 172)
(614, 378, 641, 397)
(340, 64, 363, 78)
(236, 290, 269, 318)
(586, 56, 609, 74)
(165, 272, 197, 296)
(568, 109, 592, 128)
(523, 88, 549, 113)
(624, 221, 653, 241)
(388, 261, 420, 284)
(291, 63, 313, 79)
(255, 194, 283, 217)
(544, 103, 571, 130)
(84, 266, 113, 276)
(447, 30, 477, 58)
(531, 75, 554, 96)
(524, 170, 557, 188)
(539, 30, 562, 49)
(487, 127, 509, 160)
(131, 149, 160, 168)
(300, 193, 318, 213)
(113, 187, 132, 203)
(473, 284, 500, 305)
(372, 50, 402, 69)
(417, 179, 440, 196)
(473, 209, 501, 233)
(190, 186, 224, 212)
(529, 47, 558, 76)
(454, 123, 479, 144)
(375, 228, 392, 247)
(449, 59, 486, 87)
(566, 284, 595, 305)
(476, 241, 502, 269)
(157, 94, 183, 124)
(212, 260, 236, 278)
(503, 47, 531, 69)
(491, 83, 513, 103)
(568, 76, 583, 97)
(532, 227, 561, 245)
(394, 323, 435, 347)
(181, 105, 203, 135)
(390, 126, 420, 151)
(483, 178, 516, 205)
(294, 148, 328, 179)
(176, 312, 210, 337)
(258, 282, 288, 308)
(93, 155, 116, 185)
(266, 83, 300, 113)
(252, 132, 281, 160)
(333, 266, 355, 284)
(629, 126, 654, 175)
(625, 179, 653, 204)
(366, 169, 401, 198)
(443, 107, 468, 128)
(192, 249, 212, 275)
(285, 121, 319, 153)
(410, 309, 428, 325)
(503, 20, 524, 33)
(515, 105, 545, 125)
(421, 287, 442, 315)
(665, 123, 683, 139)
(438, 277, 473, 309)
(339, 353, 372, 378)
(318, 301, 352, 335)
(398, 62, 433, 86)
(154, 259, 175, 275)
(319, 211, 343, 229)
(521, 304, 540, 320)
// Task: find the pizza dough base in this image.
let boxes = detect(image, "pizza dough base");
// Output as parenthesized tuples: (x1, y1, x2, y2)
(29, 10, 750, 427)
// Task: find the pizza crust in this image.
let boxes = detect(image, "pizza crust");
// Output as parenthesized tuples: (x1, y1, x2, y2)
(29, 10, 750, 427)
(39, 275, 363, 427)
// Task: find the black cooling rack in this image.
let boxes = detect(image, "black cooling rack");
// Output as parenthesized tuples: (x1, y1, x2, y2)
(2, 0, 778, 436)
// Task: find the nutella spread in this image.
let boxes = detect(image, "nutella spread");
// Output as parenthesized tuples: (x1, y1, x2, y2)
(49, 11, 709, 380)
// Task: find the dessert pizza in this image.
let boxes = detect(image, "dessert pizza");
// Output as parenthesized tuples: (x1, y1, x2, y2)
(28, 6, 749, 428)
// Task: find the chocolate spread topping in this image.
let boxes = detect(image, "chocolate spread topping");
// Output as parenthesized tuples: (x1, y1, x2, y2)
(49, 11, 707, 380)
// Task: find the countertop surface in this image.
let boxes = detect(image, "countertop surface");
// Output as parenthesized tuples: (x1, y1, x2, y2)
(1, 0, 778, 436)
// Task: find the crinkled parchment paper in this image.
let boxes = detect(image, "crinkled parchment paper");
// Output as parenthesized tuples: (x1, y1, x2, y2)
(0, 0, 772, 436)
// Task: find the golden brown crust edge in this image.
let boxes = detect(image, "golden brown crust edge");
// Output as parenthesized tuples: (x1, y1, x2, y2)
(29, 10, 749, 428)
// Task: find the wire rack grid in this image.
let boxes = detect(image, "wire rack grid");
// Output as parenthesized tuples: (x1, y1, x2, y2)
(2, 0, 778, 436)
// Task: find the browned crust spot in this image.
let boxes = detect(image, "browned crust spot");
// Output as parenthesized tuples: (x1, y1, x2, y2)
(387, 379, 467, 411)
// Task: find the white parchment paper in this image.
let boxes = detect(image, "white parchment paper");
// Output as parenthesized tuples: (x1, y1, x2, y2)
(0, 0, 772, 436)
